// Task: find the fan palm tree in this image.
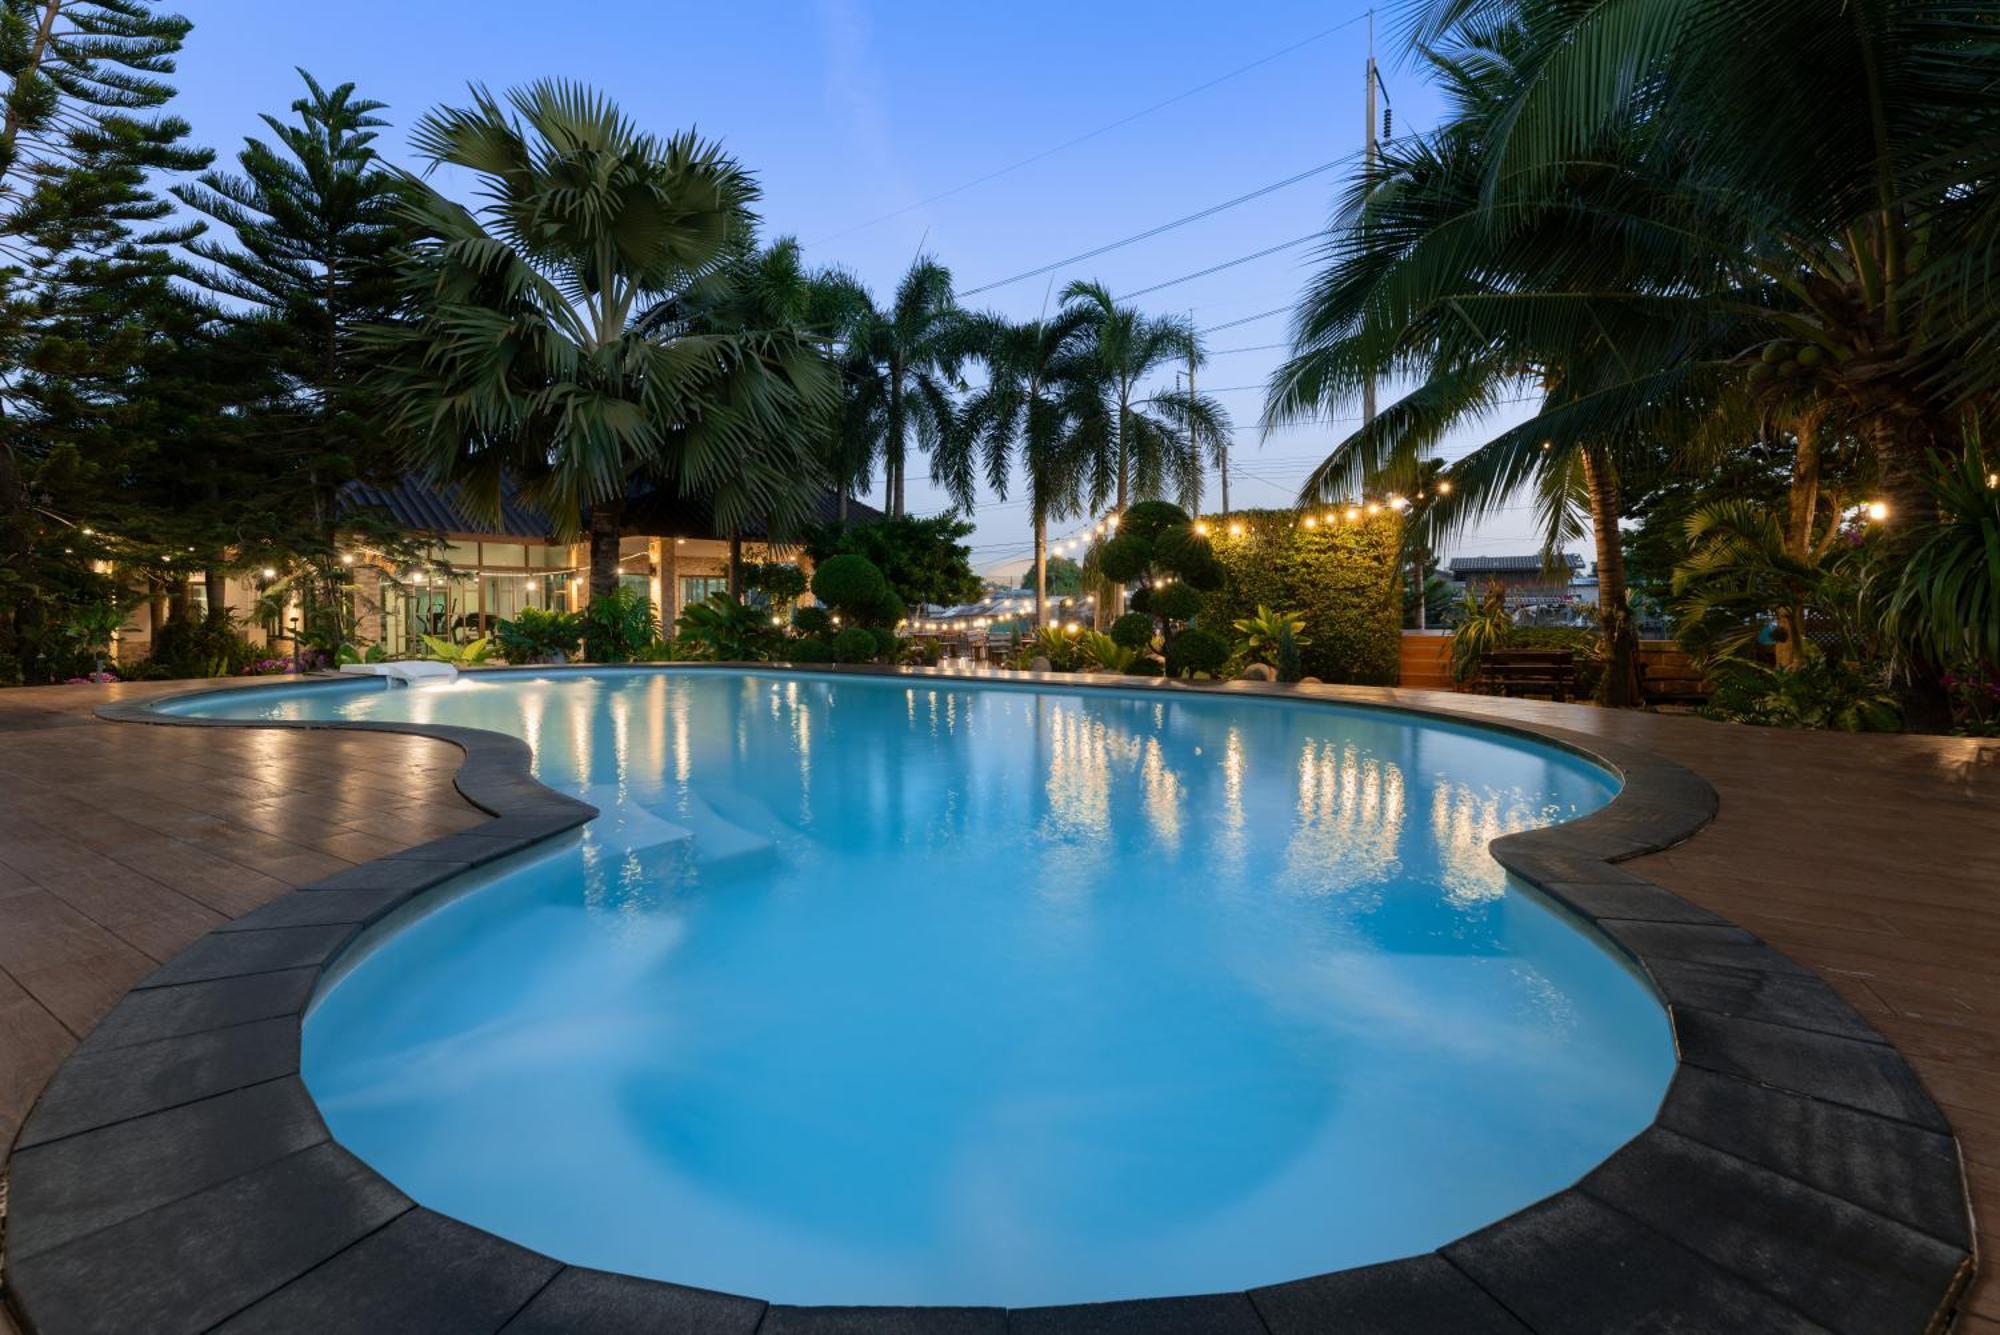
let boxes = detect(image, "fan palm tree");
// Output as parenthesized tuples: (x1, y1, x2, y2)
(955, 306, 1097, 627)
(365, 82, 827, 597)
(1062, 279, 1231, 520)
(843, 257, 969, 517)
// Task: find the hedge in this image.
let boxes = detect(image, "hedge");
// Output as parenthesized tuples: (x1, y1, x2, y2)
(1194, 508, 1402, 684)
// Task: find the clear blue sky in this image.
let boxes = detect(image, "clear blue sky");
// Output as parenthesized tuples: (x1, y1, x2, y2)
(173, 0, 1543, 577)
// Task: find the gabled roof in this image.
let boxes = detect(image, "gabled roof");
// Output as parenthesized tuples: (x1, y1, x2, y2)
(1449, 553, 1585, 576)
(340, 475, 554, 540)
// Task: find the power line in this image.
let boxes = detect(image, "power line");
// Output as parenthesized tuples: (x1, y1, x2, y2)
(959, 157, 1352, 297)
(1207, 342, 1291, 354)
(1114, 232, 1318, 302)
(809, 11, 1373, 246)
(1198, 305, 1290, 334)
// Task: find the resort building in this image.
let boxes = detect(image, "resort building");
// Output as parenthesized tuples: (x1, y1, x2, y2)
(108, 477, 879, 663)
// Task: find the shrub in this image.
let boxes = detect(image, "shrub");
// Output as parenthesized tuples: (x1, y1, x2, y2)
(870, 627, 900, 660)
(742, 561, 809, 605)
(792, 605, 833, 637)
(581, 586, 659, 662)
(1109, 611, 1156, 649)
(830, 625, 879, 663)
(1025, 625, 1082, 671)
(1164, 627, 1230, 678)
(1233, 605, 1309, 664)
(1095, 533, 1152, 583)
(786, 638, 834, 663)
(149, 608, 256, 679)
(1126, 655, 1165, 677)
(811, 555, 889, 620)
(1448, 584, 1513, 682)
(494, 607, 583, 664)
(1077, 631, 1137, 672)
(1150, 582, 1203, 624)
(1701, 655, 1900, 732)
(675, 594, 774, 661)
(902, 638, 942, 666)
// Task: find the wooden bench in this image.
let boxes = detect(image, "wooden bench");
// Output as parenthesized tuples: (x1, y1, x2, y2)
(1638, 658, 1710, 706)
(1477, 649, 1578, 703)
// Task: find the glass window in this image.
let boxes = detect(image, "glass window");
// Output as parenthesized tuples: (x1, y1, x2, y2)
(680, 575, 729, 606)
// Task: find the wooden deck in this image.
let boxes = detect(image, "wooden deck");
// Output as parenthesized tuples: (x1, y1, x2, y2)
(0, 677, 1995, 1330)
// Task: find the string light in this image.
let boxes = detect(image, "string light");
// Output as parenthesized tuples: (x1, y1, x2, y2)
(1228, 521, 1246, 537)
(1866, 500, 1890, 522)
(1437, 480, 1452, 495)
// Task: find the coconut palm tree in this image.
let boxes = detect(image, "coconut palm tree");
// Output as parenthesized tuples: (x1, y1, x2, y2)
(843, 257, 969, 517)
(954, 306, 1097, 627)
(366, 82, 827, 597)
(1061, 280, 1231, 519)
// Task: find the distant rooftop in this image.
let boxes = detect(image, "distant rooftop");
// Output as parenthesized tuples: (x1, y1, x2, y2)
(1448, 553, 1585, 576)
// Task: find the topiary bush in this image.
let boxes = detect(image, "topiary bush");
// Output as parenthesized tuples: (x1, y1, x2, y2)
(870, 627, 900, 660)
(1109, 611, 1156, 649)
(792, 605, 833, 637)
(1164, 626, 1230, 678)
(786, 638, 834, 664)
(1126, 655, 1165, 677)
(811, 555, 889, 621)
(830, 625, 879, 663)
(1150, 582, 1203, 624)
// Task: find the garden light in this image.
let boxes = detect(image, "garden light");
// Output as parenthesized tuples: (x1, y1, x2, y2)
(1866, 500, 1889, 522)
(261, 567, 276, 578)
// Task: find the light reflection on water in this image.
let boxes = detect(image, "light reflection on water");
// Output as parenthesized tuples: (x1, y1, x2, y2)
(176, 670, 1672, 1308)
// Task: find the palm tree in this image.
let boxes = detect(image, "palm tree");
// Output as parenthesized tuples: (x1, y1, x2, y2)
(955, 307, 1096, 627)
(639, 235, 860, 592)
(1062, 280, 1231, 518)
(366, 82, 825, 598)
(845, 257, 968, 517)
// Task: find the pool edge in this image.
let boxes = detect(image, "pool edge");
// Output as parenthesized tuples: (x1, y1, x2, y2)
(0, 664, 1973, 1335)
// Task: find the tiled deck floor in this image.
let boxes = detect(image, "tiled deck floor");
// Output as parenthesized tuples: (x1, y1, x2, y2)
(0, 676, 1995, 1331)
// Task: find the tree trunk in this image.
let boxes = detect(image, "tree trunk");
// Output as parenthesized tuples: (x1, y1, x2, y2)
(587, 501, 624, 602)
(1580, 449, 1639, 707)
(205, 570, 229, 619)
(1412, 552, 1428, 632)
(728, 532, 744, 600)
(1869, 415, 1953, 729)
(1777, 418, 1823, 670)
(1033, 507, 1048, 629)
(147, 580, 167, 640)
(837, 479, 850, 523)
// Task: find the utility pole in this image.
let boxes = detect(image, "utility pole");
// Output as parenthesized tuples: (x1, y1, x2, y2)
(1362, 16, 1378, 432)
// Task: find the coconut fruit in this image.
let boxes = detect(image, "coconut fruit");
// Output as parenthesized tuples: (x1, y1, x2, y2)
(1796, 345, 1824, 368)
(1760, 342, 1788, 364)
(1747, 361, 1775, 384)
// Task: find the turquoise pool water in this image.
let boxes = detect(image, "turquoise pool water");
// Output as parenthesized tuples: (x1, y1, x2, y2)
(173, 670, 1672, 1306)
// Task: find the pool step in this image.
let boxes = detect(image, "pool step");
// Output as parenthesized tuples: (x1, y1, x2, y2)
(575, 784, 777, 877)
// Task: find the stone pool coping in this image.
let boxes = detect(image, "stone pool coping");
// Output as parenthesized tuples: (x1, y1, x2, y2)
(0, 664, 1974, 1334)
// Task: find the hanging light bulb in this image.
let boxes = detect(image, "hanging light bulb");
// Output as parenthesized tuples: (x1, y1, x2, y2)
(1227, 521, 1245, 537)
(1388, 495, 1408, 511)
(1866, 500, 1890, 522)
(1437, 480, 1453, 495)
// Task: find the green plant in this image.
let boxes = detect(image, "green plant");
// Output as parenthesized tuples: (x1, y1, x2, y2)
(420, 634, 493, 667)
(1076, 630, 1138, 673)
(792, 605, 834, 638)
(1108, 611, 1156, 650)
(1273, 622, 1304, 683)
(1023, 625, 1082, 671)
(1196, 509, 1403, 684)
(1448, 584, 1514, 684)
(1882, 441, 2000, 674)
(830, 625, 879, 664)
(869, 627, 900, 661)
(787, 638, 834, 663)
(580, 586, 659, 662)
(901, 638, 942, 666)
(1164, 627, 1229, 679)
(494, 607, 584, 665)
(1150, 581, 1203, 625)
(742, 561, 809, 606)
(1701, 655, 1900, 732)
(811, 554, 891, 623)
(674, 594, 774, 662)
(1126, 655, 1165, 678)
(148, 608, 257, 679)
(1232, 605, 1309, 665)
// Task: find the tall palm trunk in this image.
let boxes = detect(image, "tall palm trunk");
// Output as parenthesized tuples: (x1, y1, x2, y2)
(1870, 414, 1953, 729)
(728, 532, 744, 599)
(587, 500, 624, 601)
(1580, 448, 1638, 707)
(887, 356, 906, 518)
(1778, 418, 1824, 669)
(1032, 504, 1049, 629)
(205, 570, 229, 616)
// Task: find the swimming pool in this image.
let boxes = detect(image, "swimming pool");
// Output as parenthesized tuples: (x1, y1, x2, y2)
(171, 669, 1673, 1307)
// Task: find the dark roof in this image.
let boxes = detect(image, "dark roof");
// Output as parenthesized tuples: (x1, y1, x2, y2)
(1449, 553, 1585, 576)
(340, 475, 554, 540)
(340, 473, 880, 543)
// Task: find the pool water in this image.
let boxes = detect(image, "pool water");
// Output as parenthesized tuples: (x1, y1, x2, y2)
(177, 670, 1672, 1306)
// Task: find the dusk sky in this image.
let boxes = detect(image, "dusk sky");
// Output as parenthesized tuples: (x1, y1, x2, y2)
(172, 1, 1544, 578)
